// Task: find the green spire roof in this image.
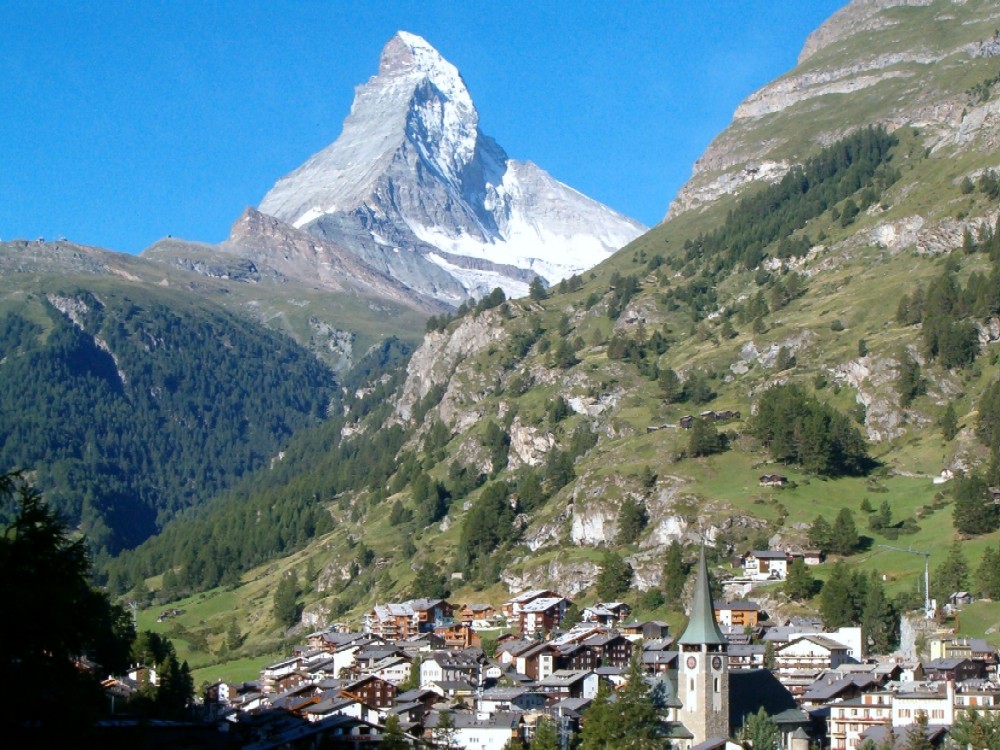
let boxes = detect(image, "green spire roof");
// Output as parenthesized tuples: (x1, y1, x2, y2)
(678, 546, 726, 646)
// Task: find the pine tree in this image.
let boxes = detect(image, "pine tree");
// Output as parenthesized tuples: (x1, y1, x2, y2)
(595, 551, 633, 600)
(950, 708, 1000, 750)
(529, 276, 548, 302)
(941, 402, 959, 441)
(763, 640, 776, 670)
(896, 353, 925, 407)
(784, 559, 817, 600)
(808, 515, 833, 550)
(226, 619, 242, 651)
(739, 708, 779, 750)
(904, 712, 933, 750)
(689, 417, 723, 457)
(861, 572, 898, 655)
(830, 508, 860, 555)
(412, 561, 449, 599)
(380, 714, 410, 750)
(580, 655, 668, 749)
(657, 367, 683, 404)
(662, 541, 689, 601)
(273, 571, 300, 628)
(579, 680, 617, 750)
(562, 603, 583, 629)
(953, 473, 1000, 535)
(532, 717, 560, 750)
(820, 561, 856, 628)
(933, 541, 969, 602)
(434, 709, 458, 749)
(617, 498, 650, 544)
(0, 473, 136, 733)
(976, 545, 1000, 599)
(617, 651, 670, 749)
(869, 500, 893, 532)
(400, 655, 421, 691)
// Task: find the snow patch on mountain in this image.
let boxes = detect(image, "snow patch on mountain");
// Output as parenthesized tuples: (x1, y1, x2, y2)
(426, 253, 530, 300)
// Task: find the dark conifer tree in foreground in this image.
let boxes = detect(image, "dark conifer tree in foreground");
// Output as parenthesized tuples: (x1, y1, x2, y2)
(0, 472, 135, 739)
(579, 653, 669, 749)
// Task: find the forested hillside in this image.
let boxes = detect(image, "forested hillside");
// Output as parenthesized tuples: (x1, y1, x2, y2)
(0, 281, 336, 553)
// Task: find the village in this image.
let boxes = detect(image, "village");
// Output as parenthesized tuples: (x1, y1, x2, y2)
(105, 549, 1000, 749)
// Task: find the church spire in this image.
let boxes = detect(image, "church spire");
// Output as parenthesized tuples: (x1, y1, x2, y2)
(678, 545, 726, 646)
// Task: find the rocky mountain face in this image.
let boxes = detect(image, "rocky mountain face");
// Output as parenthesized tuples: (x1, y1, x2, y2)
(145, 207, 442, 311)
(259, 31, 646, 303)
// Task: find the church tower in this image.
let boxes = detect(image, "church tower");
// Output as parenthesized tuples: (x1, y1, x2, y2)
(677, 546, 729, 744)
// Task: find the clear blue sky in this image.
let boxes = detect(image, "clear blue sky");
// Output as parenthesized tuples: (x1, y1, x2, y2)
(0, 1, 845, 254)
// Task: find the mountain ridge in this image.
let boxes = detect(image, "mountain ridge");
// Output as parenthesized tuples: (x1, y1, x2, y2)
(666, 0, 1000, 220)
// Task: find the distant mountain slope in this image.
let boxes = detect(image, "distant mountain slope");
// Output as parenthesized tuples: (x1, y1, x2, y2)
(141, 208, 444, 310)
(667, 0, 1000, 220)
(259, 31, 645, 302)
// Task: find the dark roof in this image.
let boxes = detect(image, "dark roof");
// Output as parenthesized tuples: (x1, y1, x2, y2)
(552, 697, 592, 717)
(691, 737, 728, 750)
(924, 657, 971, 670)
(396, 688, 438, 703)
(802, 674, 879, 702)
(678, 547, 727, 646)
(643, 638, 675, 652)
(643, 651, 678, 666)
(425, 711, 522, 730)
(730, 669, 808, 730)
(860, 724, 949, 750)
(433, 680, 475, 692)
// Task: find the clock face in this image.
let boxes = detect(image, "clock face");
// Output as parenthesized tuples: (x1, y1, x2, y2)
(712, 656, 723, 671)
(686, 655, 697, 670)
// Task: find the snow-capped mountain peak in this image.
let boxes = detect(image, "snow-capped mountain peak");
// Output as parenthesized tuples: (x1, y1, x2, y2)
(380, 31, 468, 104)
(258, 32, 645, 303)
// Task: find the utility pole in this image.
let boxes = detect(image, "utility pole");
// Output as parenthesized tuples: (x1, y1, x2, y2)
(876, 544, 932, 616)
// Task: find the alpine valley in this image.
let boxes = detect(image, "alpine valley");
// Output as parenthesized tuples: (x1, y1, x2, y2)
(8, 0, 1000, 687)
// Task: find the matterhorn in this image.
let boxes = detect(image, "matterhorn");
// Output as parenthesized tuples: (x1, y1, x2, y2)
(259, 31, 645, 303)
